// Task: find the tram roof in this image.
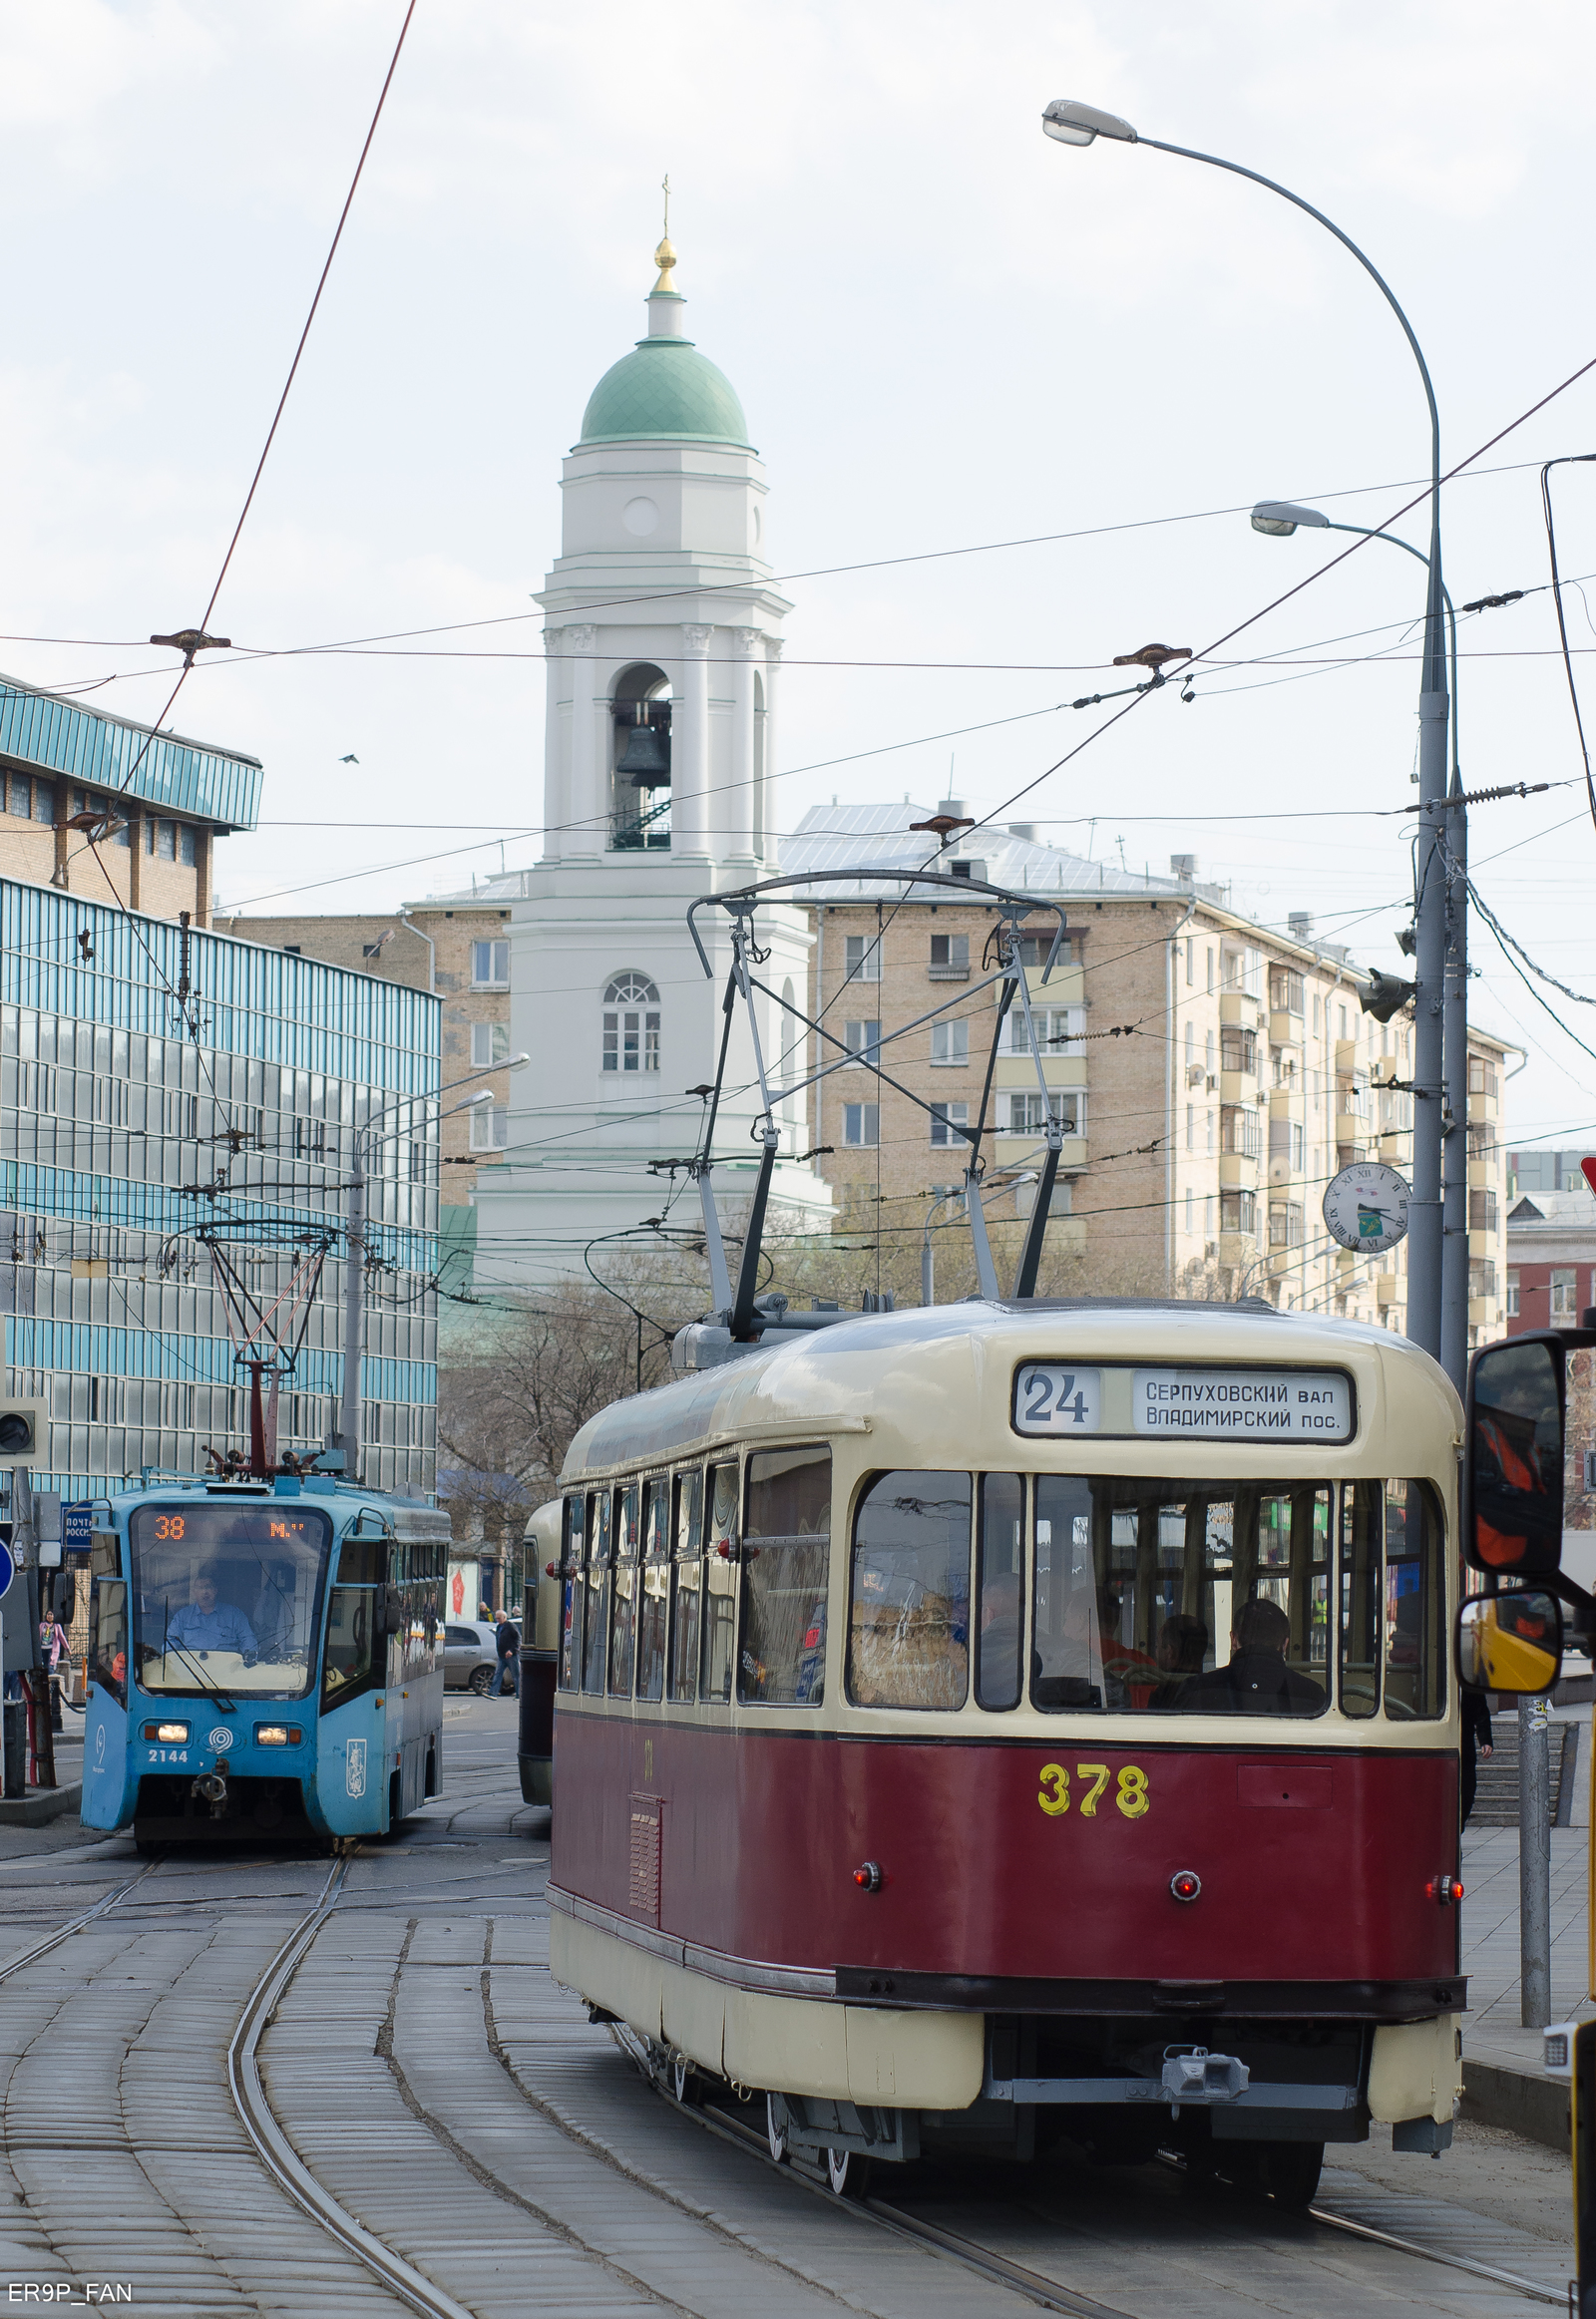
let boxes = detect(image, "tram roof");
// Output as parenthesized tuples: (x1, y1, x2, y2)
(562, 1299, 1459, 1481)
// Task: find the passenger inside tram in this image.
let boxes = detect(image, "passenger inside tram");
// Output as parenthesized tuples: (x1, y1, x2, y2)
(1177, 1597, 1327, 1715)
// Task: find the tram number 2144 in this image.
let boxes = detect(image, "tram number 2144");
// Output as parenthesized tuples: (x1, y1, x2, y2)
(1037, 1762, 1149, 1820)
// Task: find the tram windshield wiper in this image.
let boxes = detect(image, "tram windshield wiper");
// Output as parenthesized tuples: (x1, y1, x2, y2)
(160, 1598, 236, 1714)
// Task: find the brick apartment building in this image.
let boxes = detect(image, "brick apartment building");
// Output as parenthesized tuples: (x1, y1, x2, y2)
(785, 803, 1513, 1340)
(215, 869, 522, 1231)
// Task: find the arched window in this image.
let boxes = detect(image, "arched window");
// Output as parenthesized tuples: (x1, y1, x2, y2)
(602, 974, 660, 1073)
(610, 663, 672, 852)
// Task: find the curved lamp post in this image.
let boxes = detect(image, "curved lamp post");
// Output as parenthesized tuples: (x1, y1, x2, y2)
(1250, 499, 1468, 1374)
(1041, 99, 1458, 1381)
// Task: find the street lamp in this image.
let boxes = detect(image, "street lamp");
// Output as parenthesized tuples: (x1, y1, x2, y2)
(336, 1056, 530, 1478)
(1041, 97, 1457, 1385)
(1250, 500, 1468, 1376)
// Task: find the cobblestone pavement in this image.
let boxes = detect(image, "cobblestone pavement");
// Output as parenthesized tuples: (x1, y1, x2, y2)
(0, 1697, 1574, 2316)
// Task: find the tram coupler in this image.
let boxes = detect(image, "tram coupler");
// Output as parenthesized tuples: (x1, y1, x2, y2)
(193, 1770, 229, 1818)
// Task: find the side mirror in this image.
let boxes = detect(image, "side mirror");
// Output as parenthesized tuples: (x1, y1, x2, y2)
(1455, 1589, 1563, 1696)
(1463, 1335, 1567, 1575)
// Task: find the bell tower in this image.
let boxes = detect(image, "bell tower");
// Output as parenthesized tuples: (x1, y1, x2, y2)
(475, 239, 833, 1284)
(536, 231, 787, 870)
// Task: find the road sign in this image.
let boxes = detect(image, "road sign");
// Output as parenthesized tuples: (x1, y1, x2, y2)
(0, 1541, 15, 1601)
(62, 1503, 95, 1565)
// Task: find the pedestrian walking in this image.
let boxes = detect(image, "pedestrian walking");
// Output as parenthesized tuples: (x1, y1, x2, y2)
(39, 1614, 69, 1733)
(1461, 1689, 1493, 1828)
(493, 1611, 522, 1699)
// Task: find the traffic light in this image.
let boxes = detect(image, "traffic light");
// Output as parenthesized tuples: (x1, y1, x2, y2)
(0, 1402, 47, 1468)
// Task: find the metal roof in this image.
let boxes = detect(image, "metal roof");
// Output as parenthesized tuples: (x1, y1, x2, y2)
(0, 672, 263, 832)
(778, 801, 1223, 904)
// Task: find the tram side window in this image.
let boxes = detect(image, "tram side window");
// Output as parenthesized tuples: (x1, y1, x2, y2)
(636, 1478, 669, 1703)
(323, 1587, 375, 1706)
(582, 1489, 610, 1696)
(669, 1468, 703, 1705)
(1339, 1482, 1382, 1720)
(739, 1447, 831, 1707)
(977, 1473, 1023, 1712)
(701, 1462, 739, 1705)
(1383, 1480, 1446, 1721)
(608, 1485, 640, 1697)
(1029, 1474, 1330, 1718)
(849, 1470, 972, 1711)
(558, 1495, 584, 1692)
(89, 1579, 128, 1708)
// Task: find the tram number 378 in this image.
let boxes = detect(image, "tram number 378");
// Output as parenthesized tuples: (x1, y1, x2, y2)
(1037, 1762, 1150, 1819)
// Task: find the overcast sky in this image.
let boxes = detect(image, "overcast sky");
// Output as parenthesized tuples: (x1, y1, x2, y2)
(3, 0, 1594, 1151)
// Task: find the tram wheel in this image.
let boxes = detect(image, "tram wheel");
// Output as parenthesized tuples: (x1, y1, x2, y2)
(826, 2146, 871, 2200)
(1252, 2140, 1324, 2209)
(766, 2094, 790, 2164)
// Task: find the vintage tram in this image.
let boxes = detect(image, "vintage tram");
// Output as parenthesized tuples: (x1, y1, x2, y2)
(547, 1298, 1468, 2203)
(80, 1470, 450, 1848)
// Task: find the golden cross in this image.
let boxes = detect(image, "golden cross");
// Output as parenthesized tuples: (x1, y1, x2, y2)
(662, 174, 670, 237)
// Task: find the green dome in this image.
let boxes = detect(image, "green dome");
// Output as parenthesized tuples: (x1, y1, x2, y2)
(579, 335, 751, 448)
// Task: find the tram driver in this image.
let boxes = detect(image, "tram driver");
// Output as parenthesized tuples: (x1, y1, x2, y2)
(167, 1564, 259, 1659)
(1179, 1596, 1325, 1716)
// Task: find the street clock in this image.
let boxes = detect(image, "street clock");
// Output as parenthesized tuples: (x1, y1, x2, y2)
(1322, 1161, 1411, 1257)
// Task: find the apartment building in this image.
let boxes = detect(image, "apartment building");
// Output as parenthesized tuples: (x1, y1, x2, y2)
(0, 674, 256, 927)
(785, 803, 1512, 1340)
(215, 870, 521, 1208)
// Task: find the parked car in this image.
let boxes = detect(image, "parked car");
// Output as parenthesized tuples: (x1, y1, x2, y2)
(443, 1620, 502, 1695)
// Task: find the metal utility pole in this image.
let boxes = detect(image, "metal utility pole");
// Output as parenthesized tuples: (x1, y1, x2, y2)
(1519, 1695, 1552, 2028)
(1040, 98, 1456, 1382)
(338, 1138, 366, 1479)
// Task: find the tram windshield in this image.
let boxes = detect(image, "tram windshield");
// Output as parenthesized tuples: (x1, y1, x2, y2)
(1028, 1475, 1444, 1720)
(129, 1503, 332, 1700)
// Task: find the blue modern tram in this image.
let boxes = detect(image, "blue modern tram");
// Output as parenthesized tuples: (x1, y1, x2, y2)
(79, 1470, 451, 1848)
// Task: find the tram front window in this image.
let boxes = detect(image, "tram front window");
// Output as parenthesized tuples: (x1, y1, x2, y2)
(130, 1505, 330, 1700)
(1030, 1476, 1331, 1718)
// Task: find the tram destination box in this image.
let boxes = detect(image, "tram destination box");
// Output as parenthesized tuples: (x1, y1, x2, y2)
(1013, 1362, 1355, 1443)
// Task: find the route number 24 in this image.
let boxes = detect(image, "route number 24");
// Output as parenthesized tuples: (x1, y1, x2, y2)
(1037, 1762, 1149, 1819)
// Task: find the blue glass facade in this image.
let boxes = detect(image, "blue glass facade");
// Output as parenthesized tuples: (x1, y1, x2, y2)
(0, 676, 262, 831)
(0, 880, 439, 1498)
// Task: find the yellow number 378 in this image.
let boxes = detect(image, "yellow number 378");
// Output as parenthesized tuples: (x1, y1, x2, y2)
(1037, 1762, 1149, 1820)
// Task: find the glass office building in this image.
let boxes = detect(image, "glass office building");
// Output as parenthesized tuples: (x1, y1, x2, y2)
(0, 879, 439, 1498)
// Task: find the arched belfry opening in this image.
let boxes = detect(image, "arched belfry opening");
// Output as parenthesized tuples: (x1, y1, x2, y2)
(610, 662, 672, 851)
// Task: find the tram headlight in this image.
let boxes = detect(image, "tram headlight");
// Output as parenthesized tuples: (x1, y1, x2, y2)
(145, 1722, 190, 1743)
(254, 1724, 301, 1746)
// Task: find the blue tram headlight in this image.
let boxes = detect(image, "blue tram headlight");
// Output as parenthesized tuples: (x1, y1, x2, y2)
(253, 1724, 301, 1746)
(144, 1722, 190, 1743)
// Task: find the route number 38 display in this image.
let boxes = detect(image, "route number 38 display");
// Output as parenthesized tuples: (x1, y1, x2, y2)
(1037, 1762, 1150, 1819)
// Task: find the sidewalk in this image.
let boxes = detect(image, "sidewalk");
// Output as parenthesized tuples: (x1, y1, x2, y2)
(1460, 1702, 1591, 2149)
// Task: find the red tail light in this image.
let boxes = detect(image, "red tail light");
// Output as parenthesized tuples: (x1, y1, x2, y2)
(1169, 1870, 1202, 1903)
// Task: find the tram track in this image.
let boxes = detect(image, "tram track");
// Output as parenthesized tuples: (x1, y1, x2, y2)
(615, 2024, 1568, 2314)
(224, 1854, 477, 2319)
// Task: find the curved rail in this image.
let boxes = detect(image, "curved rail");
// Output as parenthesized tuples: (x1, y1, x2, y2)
(224, 1856, 476, 2319)
(0, 1856, 163, 1981)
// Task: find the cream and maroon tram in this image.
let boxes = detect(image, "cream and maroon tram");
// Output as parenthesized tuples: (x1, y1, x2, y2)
(547, 1299, 1465, 2203)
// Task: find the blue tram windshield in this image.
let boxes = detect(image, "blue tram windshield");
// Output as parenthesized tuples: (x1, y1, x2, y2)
(129, 1503, 332, 1700)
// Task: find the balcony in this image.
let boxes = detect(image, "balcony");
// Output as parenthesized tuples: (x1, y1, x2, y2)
(1219, 1152, 1259, 1191)
(1219, 993, 1260, 1027)
(1268, 1011, 1303, 1048)
(1376, 1274, 1399, 1307)
(1220, 1071, 1255, 1105)
(1334, 1111, 1367, 1145)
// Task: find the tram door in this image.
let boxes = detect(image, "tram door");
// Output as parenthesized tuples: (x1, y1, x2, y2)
(316, 1526, 390, 1837)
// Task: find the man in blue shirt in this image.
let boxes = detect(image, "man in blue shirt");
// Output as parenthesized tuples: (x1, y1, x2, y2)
(168, 1567, 258, 1657)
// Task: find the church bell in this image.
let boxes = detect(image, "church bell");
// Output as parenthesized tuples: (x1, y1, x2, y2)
(615, 704, 671, 787)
